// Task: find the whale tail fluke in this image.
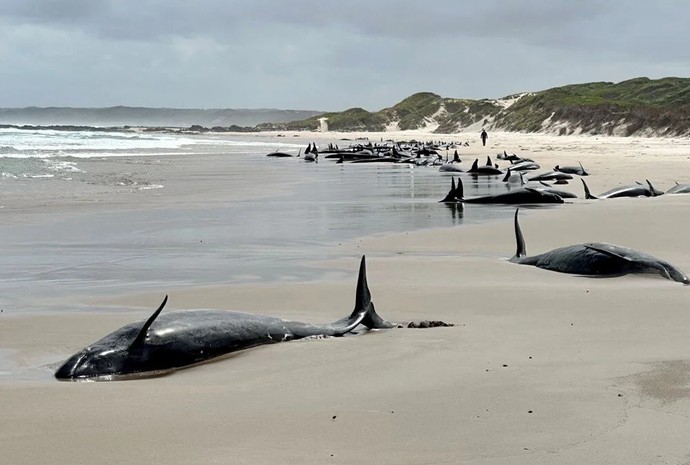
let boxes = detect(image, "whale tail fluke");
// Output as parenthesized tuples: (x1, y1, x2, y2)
(340, 256, 395, 331)
(581, 178, 597, 199)
(510, 208, 527, 262)
(360, 302, 395, 329)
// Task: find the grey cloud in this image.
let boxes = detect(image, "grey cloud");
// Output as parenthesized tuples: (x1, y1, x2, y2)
(0, 1, 688, 110)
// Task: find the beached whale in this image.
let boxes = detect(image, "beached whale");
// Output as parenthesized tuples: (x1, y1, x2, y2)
(439, 177, 564, 204)
(497, 151, 523, 162)
(554, 162, 588, 176)
(530, 181, 578, 199)
(528, 170, 573, 183)
(439, 163, 464, 172)
(509, 208, 689, 284)
(581, 179, 661, 199)
(54, 256, 395, 381)
(468, 158, 502, 176)
(667, 182, 690, 194)
(506, 160, 540, 172)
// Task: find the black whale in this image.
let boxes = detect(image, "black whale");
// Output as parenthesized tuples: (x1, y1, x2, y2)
(55, 256, 395, 381)
(509, 209, 689, 284)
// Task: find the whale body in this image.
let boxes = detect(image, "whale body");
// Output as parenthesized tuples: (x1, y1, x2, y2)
(55, 256, 395, 381)
(509, 209, 689, 284)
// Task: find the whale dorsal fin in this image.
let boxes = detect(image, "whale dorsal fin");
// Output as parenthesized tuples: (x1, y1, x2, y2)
(646, 179, 660, 196)
(511, 208, 527, 261)
(578, 161, 588, 175)
(455, 177, 465, 200)
(470, 159, 478, 172)
(440, 177, 457, 202)
(130, 295, 168, 350)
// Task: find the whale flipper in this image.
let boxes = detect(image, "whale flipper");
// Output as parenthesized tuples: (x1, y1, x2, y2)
(583, 245, 633, 262)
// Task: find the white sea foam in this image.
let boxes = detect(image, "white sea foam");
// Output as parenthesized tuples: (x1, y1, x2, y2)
(138, 184, 164, 190)
(25, 174, 54, 178)
(43, 159, 83, 173)
(0, 128, 303, 159)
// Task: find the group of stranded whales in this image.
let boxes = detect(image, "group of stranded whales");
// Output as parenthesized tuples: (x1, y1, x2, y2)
(53, 141, 689, 381)
(267, 140, 471, 166)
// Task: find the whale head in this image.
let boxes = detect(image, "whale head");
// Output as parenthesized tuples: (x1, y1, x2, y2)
(54, 343, 134, 380)
(55, 296, 169, 380)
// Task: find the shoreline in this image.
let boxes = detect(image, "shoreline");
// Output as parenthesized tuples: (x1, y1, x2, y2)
(2, 130, 690, 464)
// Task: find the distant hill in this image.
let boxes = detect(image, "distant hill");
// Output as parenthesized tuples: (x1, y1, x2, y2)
(4, 77, 688, 136)
(259, 77, 690, 137)
(0, 106, 323, 127)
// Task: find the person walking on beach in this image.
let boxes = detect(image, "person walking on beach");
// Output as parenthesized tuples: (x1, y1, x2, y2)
(480, 129, 488, 146)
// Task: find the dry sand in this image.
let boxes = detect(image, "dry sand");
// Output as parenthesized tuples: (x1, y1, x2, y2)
(2, 131, 690, 464)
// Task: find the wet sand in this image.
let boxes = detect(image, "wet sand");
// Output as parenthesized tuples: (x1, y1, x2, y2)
(2, 131, 690, 464)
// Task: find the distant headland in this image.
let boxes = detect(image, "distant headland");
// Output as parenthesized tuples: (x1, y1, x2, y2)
(2, 77, 688, 137)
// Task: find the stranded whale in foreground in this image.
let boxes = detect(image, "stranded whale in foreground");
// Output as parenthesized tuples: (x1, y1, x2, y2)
(55, 256, 395, 381)
(509, 209, 689, 284)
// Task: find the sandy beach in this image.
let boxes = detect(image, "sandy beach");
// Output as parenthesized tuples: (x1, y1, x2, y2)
(2, 130, 690, 464)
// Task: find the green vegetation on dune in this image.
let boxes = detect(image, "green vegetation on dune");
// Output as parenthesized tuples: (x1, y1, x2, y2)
(495, 77, 690, 135)
(321, 107, 389, 131)
(381, 92, 444, 130)
(258, 77, 690, 136)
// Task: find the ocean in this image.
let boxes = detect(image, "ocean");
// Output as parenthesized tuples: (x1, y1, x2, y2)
(0, 127, 534, 313)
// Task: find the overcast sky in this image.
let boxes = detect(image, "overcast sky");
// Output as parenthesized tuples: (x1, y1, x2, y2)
(1, 0, 688, 111)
